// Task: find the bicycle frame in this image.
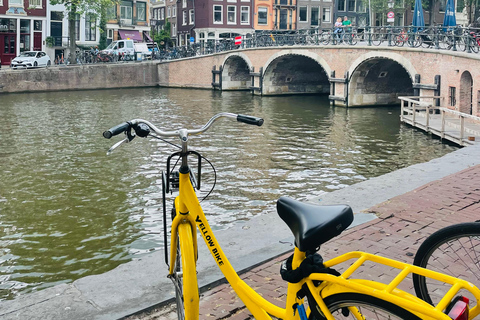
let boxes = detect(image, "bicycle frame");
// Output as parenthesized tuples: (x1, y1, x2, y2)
(168, 169, 480, 320)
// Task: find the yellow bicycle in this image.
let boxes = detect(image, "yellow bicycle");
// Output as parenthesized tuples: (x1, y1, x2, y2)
(104, 112, 480, 320)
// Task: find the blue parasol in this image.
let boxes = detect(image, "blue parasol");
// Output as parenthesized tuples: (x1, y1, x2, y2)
(443, 0, 456, 31)
(412, 0, 425, 32)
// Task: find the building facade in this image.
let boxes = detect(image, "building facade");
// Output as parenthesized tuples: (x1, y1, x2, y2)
(333, 0, 368, 28)
(296, 0, 333, 29)
(254, 0, 297, 30)
(191, 0, 254, 45)
(106, 0, 152, 44)
(0, 0, 47, 65)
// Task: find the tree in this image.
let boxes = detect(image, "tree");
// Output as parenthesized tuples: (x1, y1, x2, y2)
(153, 20, 174, 49)
(49, 0, 117, 64)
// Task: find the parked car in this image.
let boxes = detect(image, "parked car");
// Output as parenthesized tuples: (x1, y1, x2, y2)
(10, 51, 51, 69)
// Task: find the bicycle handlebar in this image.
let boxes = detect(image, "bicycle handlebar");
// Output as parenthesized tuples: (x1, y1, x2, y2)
(103, 112, 264, 140)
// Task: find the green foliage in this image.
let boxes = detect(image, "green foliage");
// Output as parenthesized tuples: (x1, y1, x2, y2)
(153, 21, 174, 48)
(45, 36, 54, 47)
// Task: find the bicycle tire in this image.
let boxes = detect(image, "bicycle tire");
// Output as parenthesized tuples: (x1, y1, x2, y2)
(394, 36, 405, 47)
(171, 208, 199, 320)
(413, 222, 480, 307)
(321, 33, 331, 45)
(371, 34, 382, 46)
(456, 36, 466, 51)
(471, 39, 480, 53)
(349, 34, 357, 45)
(308, 293, 422, 319)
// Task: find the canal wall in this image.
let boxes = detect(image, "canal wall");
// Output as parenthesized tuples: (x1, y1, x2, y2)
(0, 62, 159, 94)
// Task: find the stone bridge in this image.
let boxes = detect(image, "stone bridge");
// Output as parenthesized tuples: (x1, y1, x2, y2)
(157, 45, 480, 114)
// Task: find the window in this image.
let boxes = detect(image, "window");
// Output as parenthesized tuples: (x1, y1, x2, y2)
(357, 1, 366, 12)
(172, 6, 176, 17)
(183, 0, 187, 7)
(189, 9, 194, 24)
(51, 11, 64, 21)
(29, 0, 41, 8)
(258, 7, 267, 25)
(85, 14, 96, 41)
(183, 11, 187, 25)
(137, 2, 146, 21)
(107, 5, 117, 20)
(299, 6, 307, 22)
(322, 7, 331, 23)
(241, 6, 249, 24)
(161, 8, 165, 19)
(34, 20, 42, 31)
(108, 29, 113, 38)
(172, 23, 176, 36)
(227, 6, 236, 24)
(337, 0, 345, 11)
(449, 87, 456, 106)
(214, 5, 223, 23)
(9, 0, 22, 6)
(348, 0, 355, 11)
(311, 7, 319, 25)
(75, 14, 80, 41)
(167, 7, 171, 17)
(121, 1, 133, 19)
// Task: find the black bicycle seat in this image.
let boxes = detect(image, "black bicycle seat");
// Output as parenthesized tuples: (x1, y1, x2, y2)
(277, 196, 353, 252)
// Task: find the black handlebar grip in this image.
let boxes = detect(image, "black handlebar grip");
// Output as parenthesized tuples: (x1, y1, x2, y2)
(237, 114, 264, 127)
(103, 122, 131, 139)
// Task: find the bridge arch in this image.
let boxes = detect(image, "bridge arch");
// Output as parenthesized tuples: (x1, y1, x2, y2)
(221, 53, 252, 90)
(347, 52, 416, 106)
(261, 50, 331, 95)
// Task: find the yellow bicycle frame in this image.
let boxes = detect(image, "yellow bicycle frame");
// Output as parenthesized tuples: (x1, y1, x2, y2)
(168, 170, 480, 320)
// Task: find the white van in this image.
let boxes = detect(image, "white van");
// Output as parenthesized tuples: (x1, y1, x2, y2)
(103, 40, 152, 60)
(103, 40, 135, 56)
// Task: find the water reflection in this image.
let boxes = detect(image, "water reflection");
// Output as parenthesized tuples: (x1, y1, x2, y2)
(0, 88, 457, 300)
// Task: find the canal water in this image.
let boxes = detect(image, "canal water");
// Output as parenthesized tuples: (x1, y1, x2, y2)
(0, 88, 457, 300)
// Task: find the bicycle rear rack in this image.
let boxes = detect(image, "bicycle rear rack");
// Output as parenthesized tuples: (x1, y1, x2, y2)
(308, 251, 480, 319)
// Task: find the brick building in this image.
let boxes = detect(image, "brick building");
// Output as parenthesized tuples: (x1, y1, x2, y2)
(0, 0, 47, 65)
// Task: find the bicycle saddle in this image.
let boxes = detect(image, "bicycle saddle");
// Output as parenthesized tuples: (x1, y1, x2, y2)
(277, 196, 353, 252)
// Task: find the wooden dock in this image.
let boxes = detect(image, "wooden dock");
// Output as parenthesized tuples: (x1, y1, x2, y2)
(399, 96, 480, 147)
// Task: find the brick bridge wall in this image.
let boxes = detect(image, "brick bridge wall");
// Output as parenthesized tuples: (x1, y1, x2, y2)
(157, 46, 480, 112)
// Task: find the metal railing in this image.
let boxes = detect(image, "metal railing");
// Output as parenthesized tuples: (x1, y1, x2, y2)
(53, 25, 480, 65)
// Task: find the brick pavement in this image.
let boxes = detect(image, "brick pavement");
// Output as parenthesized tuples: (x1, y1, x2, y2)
(129, 164, 480, 320)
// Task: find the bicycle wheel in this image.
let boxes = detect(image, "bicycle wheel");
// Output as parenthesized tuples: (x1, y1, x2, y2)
(371, 34, 382, 46)
(471, 39, 480, 53)
(394, 35, 405, 47)
(456, 36, 466, 51)
(171, 209, 199, 320)
(413, 222, 480, 307)
(321, 32, 331, 45)
(308, 293, 422, 319)
(349, 34, 357, 45)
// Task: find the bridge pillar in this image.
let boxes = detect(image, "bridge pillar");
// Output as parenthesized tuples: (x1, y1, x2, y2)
(249, 67, 263, 95)
(212, 65, 223, 90)
(328, 70, 348, 106)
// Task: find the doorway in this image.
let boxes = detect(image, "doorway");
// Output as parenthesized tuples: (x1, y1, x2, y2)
(459, 71, 473, 114)
(1, 34, 16, 65)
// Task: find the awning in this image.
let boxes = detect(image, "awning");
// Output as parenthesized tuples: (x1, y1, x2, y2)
(143, 32, 153, 42)
(118, 29, 143, 41)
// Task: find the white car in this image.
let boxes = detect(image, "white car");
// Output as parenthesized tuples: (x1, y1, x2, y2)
(10, 51, 51, 69)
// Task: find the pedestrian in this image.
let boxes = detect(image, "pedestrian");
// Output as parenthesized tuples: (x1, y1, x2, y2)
(334, 17, 343, 33)
(342, 16, 352, 30)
